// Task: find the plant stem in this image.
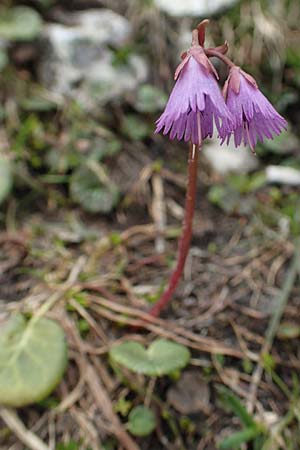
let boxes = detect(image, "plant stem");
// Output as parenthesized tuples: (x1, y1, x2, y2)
(204, 48, 235, 68)
(0, 408, 50, 450)
(149, 142, 199, 317)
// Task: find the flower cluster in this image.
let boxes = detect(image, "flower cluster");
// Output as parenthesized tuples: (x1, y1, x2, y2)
(155, 21, 287, 151)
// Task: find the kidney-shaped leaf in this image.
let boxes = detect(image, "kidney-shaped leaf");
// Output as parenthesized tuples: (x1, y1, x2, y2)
(70, 165, 119, 214)
(110, 339, 190, 376)
(127, 406, 156, 437)
(136, 84, 168, 113)
(0, 314, 67, 407)
(0, 7, 42, 41)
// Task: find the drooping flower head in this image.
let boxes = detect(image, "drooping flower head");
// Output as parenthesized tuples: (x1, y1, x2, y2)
(222, 66, 287, 151)
(155, 20, 287, 153)
(155, 23, 233, 147)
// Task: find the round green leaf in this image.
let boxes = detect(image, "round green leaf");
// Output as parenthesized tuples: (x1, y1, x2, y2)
(110, 339, 190, 376)
(136, 84, 168, 113)
(0, 7, 42, 41)
(122, 115, 150, 141)
(0, 156, 12, 204)
(127, 406, 156, 437)
(70, 165, 119, 214)
(0, 314, 68, 407)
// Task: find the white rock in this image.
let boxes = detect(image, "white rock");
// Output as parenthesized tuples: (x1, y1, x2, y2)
(67, 9, 131, 46)
(266, 165, 300, 185)
(203, 141, 259, 175)
(255, 411, 279, 428)
(154, 0, 238, 17)
(38, 10, 148, 107)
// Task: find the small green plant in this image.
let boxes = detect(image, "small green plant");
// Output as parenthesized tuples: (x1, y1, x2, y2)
(127, 405, 156, 437)
(56, 441, 81, 450)
(135, 84, 168, 113)
(109, 339, 190, 376)
(122, 114, 150, 141)
(114, 396, 132, 417)
(218, 386, 266, 449)
(70, 162, 119, 214)
(0, 314, 67, 407)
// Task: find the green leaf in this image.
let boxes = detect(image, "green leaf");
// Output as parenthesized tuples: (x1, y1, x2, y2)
(57, 441, 80, 450)
(109, 339, 190, 376)
(136, 84, 168, 113)
(0, 156, 12, 204)
(122, 115, 150, 141)
(286, 47, 300, 69)
(127, 406, 156, 437)
(0, 314, 67, 407)
(277, 322, 300, 340)
(70, 165, 119, 214)
(218, 386, 256, 428)
(21, 97, 58, 112)
(0, 7, 42, 41)
(208, 185, 226, 206)
(114, 396, 132, 417)
(208, 184, 256, 215)
(228, 172, 266, 194)
(262, 352, 276, 372)
(218, 427, 263, 449)
(89, 138, 122, 162)
(112, 45, 132, 66)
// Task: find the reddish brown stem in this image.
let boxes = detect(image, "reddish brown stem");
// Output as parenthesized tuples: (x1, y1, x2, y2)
(204, 48, 235, 68)
(149, 142, 199, 317)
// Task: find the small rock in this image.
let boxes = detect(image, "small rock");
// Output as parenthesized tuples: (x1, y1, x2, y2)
(154, 0, 238, 17)
(65, 9, 131, 46)
(255, 411, 279, 428)
(266, 165, 300, 185)
(203, 140, 259, 175)
(38, 9, 148, 108)
(167, 371, 211, 414)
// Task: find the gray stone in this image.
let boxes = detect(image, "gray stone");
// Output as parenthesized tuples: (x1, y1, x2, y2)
(38, 10, 148, 108)
(167, 371, 211, 414)
(154, 0, 238, 17)
(203, 140, 259, 175)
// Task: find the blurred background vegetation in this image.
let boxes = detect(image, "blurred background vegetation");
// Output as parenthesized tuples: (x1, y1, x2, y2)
(0, 0, 299, 221)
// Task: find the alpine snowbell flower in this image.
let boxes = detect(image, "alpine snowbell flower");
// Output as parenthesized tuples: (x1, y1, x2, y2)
(223, 66, 287, 151)
(149, 20, 287, 319)
(155, 30, 233, 145)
